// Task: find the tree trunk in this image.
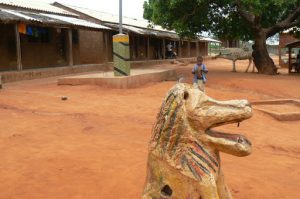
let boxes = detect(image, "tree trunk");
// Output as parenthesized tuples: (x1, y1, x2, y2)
(252, 31, 277, 75)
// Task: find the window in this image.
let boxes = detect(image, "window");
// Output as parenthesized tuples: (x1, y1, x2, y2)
(27, 26, 51, 43)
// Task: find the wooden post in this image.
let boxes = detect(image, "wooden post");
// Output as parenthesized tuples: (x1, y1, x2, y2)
(129, 34, 133, 61)
(132, 35, 136, 60)
(147, 36, 150, 60)
(102, 31, 107, 62)
(288, 47, 291, 73)
(15, 24, 22, 70)
(196, 41, 199, 56)
(188, 41, 191, 57)
(278, 47, 281, 67)
(178, 40, 182, 58)
(67, 29, 73, 66)
(162, 39, 166, 59)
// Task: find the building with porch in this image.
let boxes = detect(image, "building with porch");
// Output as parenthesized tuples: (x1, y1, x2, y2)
(54, 2, 209, 61)
(279, 30, 299, 68)
(0, 0, 112, 72)
(0, 0, 213, 83)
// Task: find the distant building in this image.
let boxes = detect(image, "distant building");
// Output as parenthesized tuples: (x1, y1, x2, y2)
(0, 0, 215, 79)
(220, 39, 240, 48)
(279, 30, 299, 68)
(54, 2, 209, 61)
(0, 0, 111, 71)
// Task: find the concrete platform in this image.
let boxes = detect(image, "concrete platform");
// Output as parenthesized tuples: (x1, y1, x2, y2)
(252, 99, 300, 121)
(57, 68, 177, 89)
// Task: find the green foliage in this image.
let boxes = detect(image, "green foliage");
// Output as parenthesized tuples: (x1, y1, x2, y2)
(143, 0, 300, 40)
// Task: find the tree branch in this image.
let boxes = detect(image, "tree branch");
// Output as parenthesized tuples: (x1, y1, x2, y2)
(266, 6, 300, 37)
(235, 0, 255, 25)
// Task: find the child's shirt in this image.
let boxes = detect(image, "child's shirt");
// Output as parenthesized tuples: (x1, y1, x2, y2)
(192, 64, 208, 83)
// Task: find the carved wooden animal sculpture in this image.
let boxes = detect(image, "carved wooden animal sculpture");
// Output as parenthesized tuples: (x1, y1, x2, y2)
(142, 83, 252, 199)
(214, 48, 255, 73)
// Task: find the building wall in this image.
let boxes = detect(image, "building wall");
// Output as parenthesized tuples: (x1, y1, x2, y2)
(190, 42, 197, 57)
(279, 33, 298, 48)
(1, 24, 108, 71)
(20, 27, 68, 69)
(181, 41, 189, 58)
(106, 31, 114, 62)
(130, 35, 147, 61)
(54, 3, 115, 63)
(199, 42, 208, 56)
(148, 37, 164, 60)
(71, 29, 80, 65)
(221, 39, 240, 48)
(79, 29, 105, 64)
(279, 33, 299, 67)
(0, 24, 17, 71)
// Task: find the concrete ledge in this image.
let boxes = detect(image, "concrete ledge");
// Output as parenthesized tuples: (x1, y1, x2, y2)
(252, 99, 300, 121)
(0, 63, 113, 83)
(57, 68, 177, 89)
(130, 57, 200, 68)
(251, 99, 300, 105)
(0, 56, 209, 83)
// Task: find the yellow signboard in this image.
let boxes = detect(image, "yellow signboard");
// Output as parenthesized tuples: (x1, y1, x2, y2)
(113, 35, 129, 43)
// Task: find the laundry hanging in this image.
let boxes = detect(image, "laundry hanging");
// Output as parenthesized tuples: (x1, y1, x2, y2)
(18, 23, 26, 34)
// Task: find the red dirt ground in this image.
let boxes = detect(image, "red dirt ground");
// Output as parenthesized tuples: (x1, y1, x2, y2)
(0, 58, 299, 199)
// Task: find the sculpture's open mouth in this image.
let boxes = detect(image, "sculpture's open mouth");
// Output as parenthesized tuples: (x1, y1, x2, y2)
(204, 128, 252, 157)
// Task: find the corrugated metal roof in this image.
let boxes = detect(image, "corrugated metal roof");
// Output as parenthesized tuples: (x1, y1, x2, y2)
(0, 8, 111, 30)
(56, 3, 177, 34)
(285, 40, 300, 48)
(199, 37, 221, 43)
(105, 22, 179, 39)
(283, 27, 300, 33)
(0, 8, 20, 21)
(41, 13, 111, 30)
(2, 9, 41, 22)
(0, 0, 77, 16)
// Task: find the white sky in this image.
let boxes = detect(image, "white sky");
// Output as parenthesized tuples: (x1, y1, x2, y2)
(42, 0, 145, 19)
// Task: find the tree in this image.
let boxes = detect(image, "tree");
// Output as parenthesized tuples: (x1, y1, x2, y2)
(143, 0, 300, 75)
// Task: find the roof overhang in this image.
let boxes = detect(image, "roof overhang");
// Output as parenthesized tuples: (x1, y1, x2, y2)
(0, 8, 111, 30)
(285, 40, 300, 48)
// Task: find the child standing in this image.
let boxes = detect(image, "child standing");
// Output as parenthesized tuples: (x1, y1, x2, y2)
(192, 56, 208, 92)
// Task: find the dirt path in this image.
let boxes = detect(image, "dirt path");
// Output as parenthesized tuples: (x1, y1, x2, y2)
(0, 58, 299, 199)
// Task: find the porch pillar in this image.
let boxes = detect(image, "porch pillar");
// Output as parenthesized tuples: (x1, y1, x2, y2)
(162, 39, 166, 59)
(288, 47, 291, 73)
(67, 29, 73, 66)
(196, 41, 199, 56)
(102, 31, 107, 62)
(133, 35, 137, 60)
(147, 36, 150, 60)
(187, 41, 191, 57)
(15, 24, 22, 70)
(178, 40, 182, 58)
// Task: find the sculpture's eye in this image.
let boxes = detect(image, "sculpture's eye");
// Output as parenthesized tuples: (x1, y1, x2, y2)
(161, 185, 172, 197)
(183, 91, 189, 100)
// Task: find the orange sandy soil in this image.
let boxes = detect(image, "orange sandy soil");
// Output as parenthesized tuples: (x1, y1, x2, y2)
(0, 58, 299, 199)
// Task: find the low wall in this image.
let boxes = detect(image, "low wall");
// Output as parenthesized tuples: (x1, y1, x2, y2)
(130, 57, 200, 68)
(57, 69, 177, 89)
(0, 63, 113, 83)
(0, 56, 211, 83)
